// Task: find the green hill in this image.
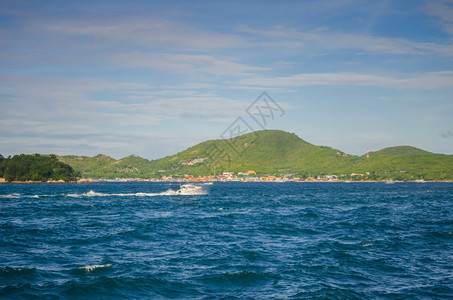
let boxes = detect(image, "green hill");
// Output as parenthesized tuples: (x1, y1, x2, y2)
(353, 153, 452, 181)
(57, 130, 453, 181)
(368, 146, 432, 156)
(58, 154, 156, 178)
(58, 154, 116, 178)
(148, 130, 358, 176)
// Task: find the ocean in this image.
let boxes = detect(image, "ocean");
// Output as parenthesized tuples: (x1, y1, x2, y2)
(1, 182, 452, 299)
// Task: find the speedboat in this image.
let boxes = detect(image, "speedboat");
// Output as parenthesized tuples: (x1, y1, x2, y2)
(176, 184, 204, 195)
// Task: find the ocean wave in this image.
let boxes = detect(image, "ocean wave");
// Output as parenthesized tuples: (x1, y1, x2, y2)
(77, 264, 112, 272)
(84, 190, 109, 197)
(0, 182, 452, 299)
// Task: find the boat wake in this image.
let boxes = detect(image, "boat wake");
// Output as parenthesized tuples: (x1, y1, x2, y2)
(70, 184, 208, 197)
(1, 193, 42, 199)
(0, 184, 208, 200)
(67, 189, 180, 197)
(70, 187, 206, 197)
(1, 187, 207, 199)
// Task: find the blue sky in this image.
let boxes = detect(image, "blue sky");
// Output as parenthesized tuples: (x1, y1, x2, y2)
(1, 0, 452, 159)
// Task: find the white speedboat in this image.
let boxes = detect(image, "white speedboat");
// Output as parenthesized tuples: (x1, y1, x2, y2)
(176, 184, 204, 195)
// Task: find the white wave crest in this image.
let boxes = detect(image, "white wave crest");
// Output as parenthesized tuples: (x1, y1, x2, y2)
(85, 190, 108, 197)
(2, 193, 22, 198)
(78, 263, 111, 272)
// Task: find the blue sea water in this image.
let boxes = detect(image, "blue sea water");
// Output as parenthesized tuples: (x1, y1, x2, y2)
(0, 182, 452, 299)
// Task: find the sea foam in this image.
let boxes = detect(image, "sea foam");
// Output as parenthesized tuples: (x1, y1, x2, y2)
(78, 264, 111, 272)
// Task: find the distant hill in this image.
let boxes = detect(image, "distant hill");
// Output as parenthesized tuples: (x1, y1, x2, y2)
(146, 130, 356, 176)
(368, 146, 432, 156)
(58, 154, 154, 178)
(57, 130, 453, 181)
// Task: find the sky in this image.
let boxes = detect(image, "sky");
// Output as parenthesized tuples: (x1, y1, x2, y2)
(1, 0, 453, 159)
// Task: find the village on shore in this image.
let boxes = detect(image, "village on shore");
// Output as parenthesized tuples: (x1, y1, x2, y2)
(76, 171, 433, 183)
(2, 169, 444, 184)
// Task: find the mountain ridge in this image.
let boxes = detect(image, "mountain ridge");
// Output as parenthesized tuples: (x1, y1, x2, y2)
(57, 130, 453, 180)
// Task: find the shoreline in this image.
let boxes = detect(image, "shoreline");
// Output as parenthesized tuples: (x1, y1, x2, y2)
(1, 180, 451, 184)
(0, 181, 79, 184)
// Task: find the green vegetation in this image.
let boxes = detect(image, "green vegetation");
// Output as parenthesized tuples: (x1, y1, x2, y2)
(56, 130, 453, 181)
(0, 154, 80, 182)
(145, 130, 357, 176)
(367, 146, 432, 157)
(58, 154, 157, 178)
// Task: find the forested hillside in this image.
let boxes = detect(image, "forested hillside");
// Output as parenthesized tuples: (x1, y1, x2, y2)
(0, 154, 79, 182)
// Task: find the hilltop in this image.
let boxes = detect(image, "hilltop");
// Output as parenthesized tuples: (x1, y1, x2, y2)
(367, 146, 432, 157)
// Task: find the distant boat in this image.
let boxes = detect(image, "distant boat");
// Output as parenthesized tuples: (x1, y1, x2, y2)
(176, 184, 204, 195)
(385, 180, 395, 184)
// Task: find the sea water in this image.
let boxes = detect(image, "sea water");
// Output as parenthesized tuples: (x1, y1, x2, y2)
(0, 182, 452, 299)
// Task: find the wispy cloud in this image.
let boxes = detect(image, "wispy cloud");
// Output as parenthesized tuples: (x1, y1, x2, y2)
(237, 71, 453, 89)
(0, 75, 259, 127)
(239, 25, 453, 56)
(0, 74, 266, 158)
(426, 0, 453, 35)
(111, 52, 268, 76)
(28, 15, 248, 51)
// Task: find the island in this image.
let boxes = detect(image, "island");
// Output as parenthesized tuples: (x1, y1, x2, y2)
(2, 130, 452, 183)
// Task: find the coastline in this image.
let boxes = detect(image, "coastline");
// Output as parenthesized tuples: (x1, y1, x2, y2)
(1, 179, 451, 184)
(0, 180, 79, 184)
(0, 177, 78, 184)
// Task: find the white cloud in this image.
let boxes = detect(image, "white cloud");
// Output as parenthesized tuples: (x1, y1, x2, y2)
(0, 75, 265, 133)
(0, 74, 266, 158)
(111, 52, 268, 76)
(0, 75, 153, 99)
(239, 25, 453, 56)
(237, 71, 453, 89)
(30, 15, 249, 51)
(426, 0, 453, 35)
(161, 82, 216, 90)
